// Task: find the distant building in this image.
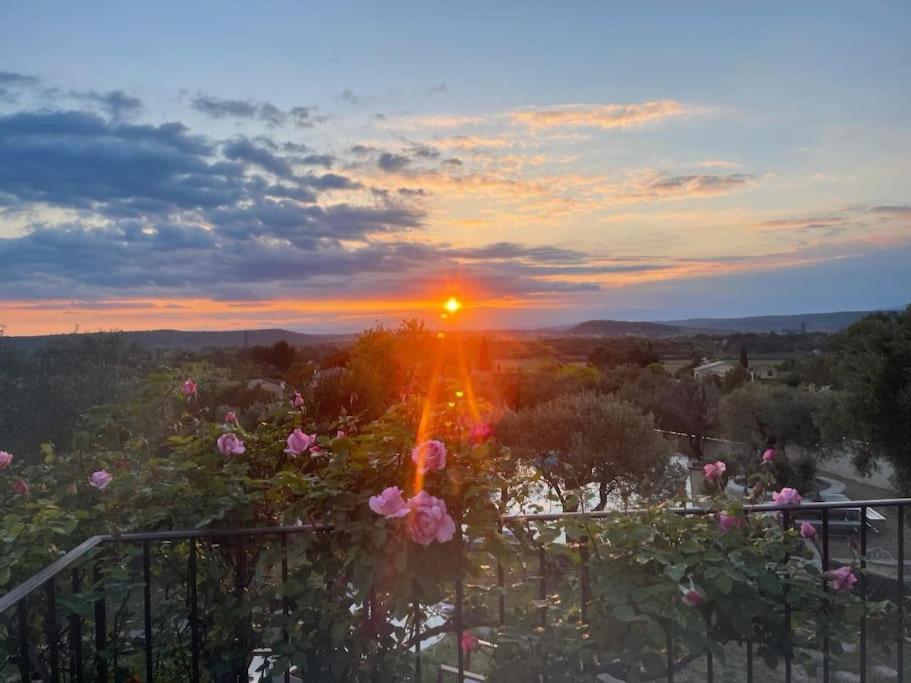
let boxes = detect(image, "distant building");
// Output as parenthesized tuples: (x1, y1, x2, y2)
(693, 359, 781, 381)
(693, 360, 735, 380)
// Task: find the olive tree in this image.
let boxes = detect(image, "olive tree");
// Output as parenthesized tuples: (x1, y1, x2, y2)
(497, 392, 676, 510)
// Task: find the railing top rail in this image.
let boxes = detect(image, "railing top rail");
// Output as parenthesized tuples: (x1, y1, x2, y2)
(506, 497, 911, 522)
(3, 498, 909, 614)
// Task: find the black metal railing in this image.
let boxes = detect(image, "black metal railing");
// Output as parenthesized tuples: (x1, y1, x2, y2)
(2, 499, 909, 682)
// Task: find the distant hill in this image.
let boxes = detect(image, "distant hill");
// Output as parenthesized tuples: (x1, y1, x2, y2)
(565, 308, 900, 338)
(1, 328, 354, 352)
(664, 310, 889, 334)
(567, 320, 703, 337)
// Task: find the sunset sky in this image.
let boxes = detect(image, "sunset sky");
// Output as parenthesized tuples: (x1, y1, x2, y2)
(1, 2, 909, 335)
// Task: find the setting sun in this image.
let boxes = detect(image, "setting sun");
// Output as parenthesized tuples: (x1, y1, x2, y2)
(444, 296, 462, 314)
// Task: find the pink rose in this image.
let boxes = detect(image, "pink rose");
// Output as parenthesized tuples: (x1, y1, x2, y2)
(0, 451, 12, 469)
(772, 487, 802, 506)
(717, 513, 743, 533)
(762, 448, 776, 463)
(224, 411, 238, 424)
(181, 379, 197, 396)
(800, 521, 817, 538)
(406, 491, 456, 546)
(703, 461, 727, 482)
(411, 440, 447, 474)
(217, 433, 246, 456)
(336, 430, 347, 439)
(469, 423, 493, 446)
(369, 486, 410, 518)
(89, 470, 113, 490)
(285, 429, 316, 456)
(682, 588, 704, 607)
(460, 630, 480, 653)
(11, 479, 29, 496)
(292, 392, 304, 408)
(825, 566, 858, 592)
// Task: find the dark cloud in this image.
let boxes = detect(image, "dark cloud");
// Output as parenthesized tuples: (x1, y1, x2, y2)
(871, 205, 911, 216)
(427, 82, 448, 94)
(298, 153, 334, 168)
(339, 89, 361, 105)
(73, 89, 144, 120)
(0, 111, 235, 214)
(0, 71, 41, 102)
(0, 217, 608, 300)
(377, 152, 411, 172)
(406, 143, 440, 159)
(222, 138, 293, 177)
(190, 93, 320, 127)
(350, 144, 377, 156)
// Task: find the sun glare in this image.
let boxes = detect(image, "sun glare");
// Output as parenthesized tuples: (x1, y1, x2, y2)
(444, 296, 462, 314)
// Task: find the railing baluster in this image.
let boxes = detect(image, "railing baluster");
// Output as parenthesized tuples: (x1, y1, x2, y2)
(70, 568, 83, 683)
(412, 599, 421, 681)
(46, 578, 60, 683)
(281, 533, 290, 683)
(93, 561, 107, 683)
(898, 503, 905, 679)
(538, 545, 547, 628)
(497, 519, 505, 626)
(746, 638, 753, 683)
(782, 509, 792, 683)
(822, 508, 830, 683)
(142, 540, 153, 683)
(17, 597, 29, 682)
(455, 576, 464, 681)
(705, 616, 713, 683)
(579, 537, 590, 623)
(189, 538, 200, 683)
(860, 506, 867, 683)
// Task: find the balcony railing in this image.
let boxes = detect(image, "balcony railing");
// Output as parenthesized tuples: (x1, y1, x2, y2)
(1, 498, 909, 682)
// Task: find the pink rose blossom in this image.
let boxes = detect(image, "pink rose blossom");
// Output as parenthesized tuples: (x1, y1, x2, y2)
(469, 423, 494, 446)
(825, 566, 858, 592)
(12, 479, 29, 496)
(772, 487, 802, 506)
(89, 470, 113, 490)
(800, 521, 817, 539)
(682, 588, 704, 607)
(217, 433, 246, 457)
(411, 440, 447, 474)
(460, 630, 480, 653)
(284, 429, 316, 456)
(336, 430, 347, 438)
(369, 486, 410, 519)
(292, 392, 304, 408)
(406, 491, 456, 546)
(762, 448, 776, 463)
(0, 451, 12, 469)
(224, 411, 238, 424)
(717, 513, 743, 533)
(181, 379, 197, 396)
(703, 461, 727, 482)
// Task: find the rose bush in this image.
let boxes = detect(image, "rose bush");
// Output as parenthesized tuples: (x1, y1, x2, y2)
(0, 358, 898, 682)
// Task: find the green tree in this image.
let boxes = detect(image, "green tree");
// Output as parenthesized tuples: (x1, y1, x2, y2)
(476, 335, 492, 371)
(498, 392, 675, 510)
(830, 306, 911, 491)
(723, 363, 751, 393)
